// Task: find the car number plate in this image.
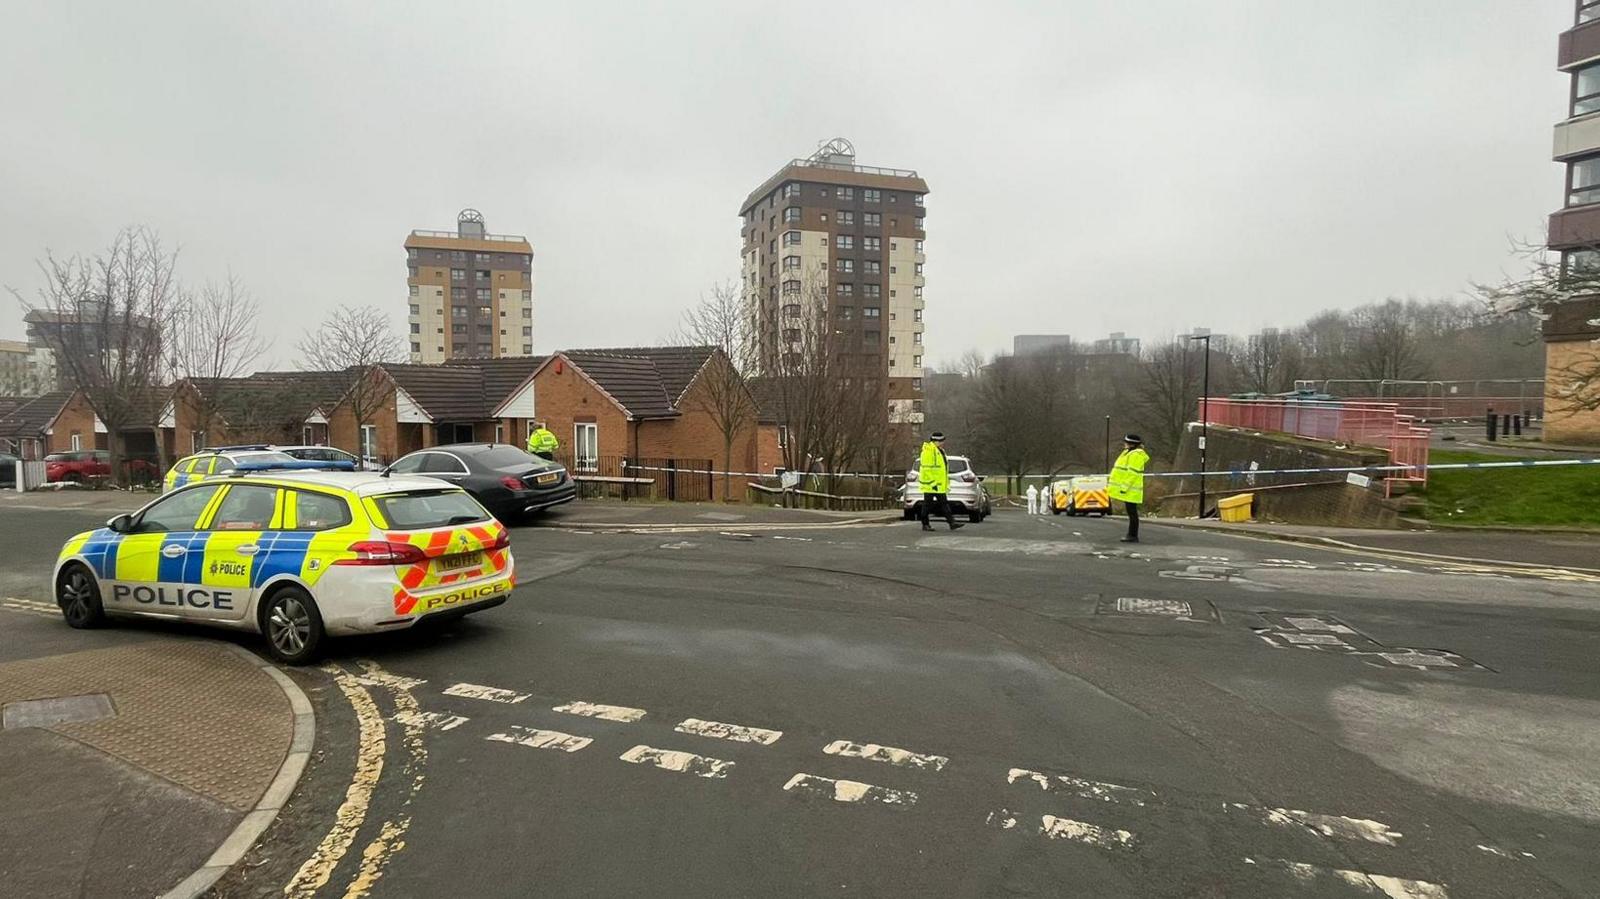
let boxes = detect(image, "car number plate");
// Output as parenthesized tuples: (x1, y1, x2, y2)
(436, 552, 483, 571)
(536, 473, 559, 486)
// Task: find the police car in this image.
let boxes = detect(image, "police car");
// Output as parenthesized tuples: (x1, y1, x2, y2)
(53, 465, 515, 664)
(164, 448, 307, 492)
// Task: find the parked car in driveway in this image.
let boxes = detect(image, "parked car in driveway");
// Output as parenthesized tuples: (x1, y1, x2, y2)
(209, 444, 383, 471)
(0, 451, 18, 488)
(385, 443, 577, 523)
(902, 453, 992, 523)
(45, 450, 158, 483)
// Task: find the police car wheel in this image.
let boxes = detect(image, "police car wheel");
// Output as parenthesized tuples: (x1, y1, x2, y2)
(57, 564, 106, 629)
(260, 586, 325, 665)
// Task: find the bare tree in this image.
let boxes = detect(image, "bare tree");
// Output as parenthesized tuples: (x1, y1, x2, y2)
(1477, 244, 1600, 417)
(1129, 339, 1204, 462)
(12, 227, 181, 483)
(1239, 328, 1302, 394)
(170, 273, 270, 442)
(1348, 299, 1427, 382)
(676, 282, 760, 500)
(298, 305, 404, 459)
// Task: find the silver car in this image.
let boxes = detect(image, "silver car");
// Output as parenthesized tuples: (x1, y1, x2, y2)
(902, 454, 992, 523)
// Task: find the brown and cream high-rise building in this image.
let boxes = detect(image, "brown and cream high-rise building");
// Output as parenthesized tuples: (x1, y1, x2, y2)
(740, 139, 928, 430)
(405, 209, 534, 364)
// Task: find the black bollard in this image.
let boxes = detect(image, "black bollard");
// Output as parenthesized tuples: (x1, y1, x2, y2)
(1487, 408, 1497, 441)
(1513, 414, 1523, 437)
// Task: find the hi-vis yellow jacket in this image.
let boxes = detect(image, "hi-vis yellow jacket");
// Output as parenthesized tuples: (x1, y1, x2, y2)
(1108, 447, 1150, 504)
(918, 441, 949, 493)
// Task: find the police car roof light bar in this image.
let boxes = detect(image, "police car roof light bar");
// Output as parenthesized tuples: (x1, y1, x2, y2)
(230, 460, 356, 475)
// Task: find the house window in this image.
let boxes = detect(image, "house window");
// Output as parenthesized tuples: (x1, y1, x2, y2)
(783, 303, 802, 317)
(410, 323, 420, 334)
(782, 231, 801, 246)
(836, 235, 853, 249)
(451, 269, 465, 281)
(409, 304, 420, 315)
(915, 239, 925, 253)
(475, 253, 491, 264)
(783, 183, 802, 198)
(914, 309, 923, 322)
(863, 189, 881, 203)
(360, 425, 378, 462)
(408, 248, 418, 260)
(862, 284, 880, 299)
(838, 306, 854, 320)
(411, 342, 421, 353)
(522, 307, 532, 318)
(913, 355, 922, 367)
(863, 237, 881, 252)
(863, 306, 880, 318)
(409, 285, 419, 297)
(477, 270, 491, 281)
(1577, 61, 1600, 116)
(452, 287, 466, 300)
(838, 211, 855, 226)
(452, 323, 466, 334)
(478, 305, 492, 316)
(836, 186, 854, 200)
(574, 422, 598, 472)
(452, 307, 468, 318)
(837, 283, 854, 297)
(914, 286, 924, 300)
(836, 259, 853, 273)
(523, 344, 533, 354)
(782, 328, 801, 342)
(1562, 248, 1600, 276)
(864, 330, 880, 344)
(912, 377, 923, 390)
(495, 423, 504, 443)
(783, 207, 801, 223)
(408, 266, 418, 278)
(913, 333, 923, 344)
(783, 255, 801, 271)
(782, 279, 802, 295)
(915, 263, 925, 276)
(522, 326, 533, 336)
(522, 290, 532, 301)
(451, 250, 467, 263)
(864, 261, 880, 275)
(476, 288, 490, 301)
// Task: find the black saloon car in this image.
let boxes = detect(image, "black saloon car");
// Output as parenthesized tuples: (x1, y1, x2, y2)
(385, 443, 577, 522)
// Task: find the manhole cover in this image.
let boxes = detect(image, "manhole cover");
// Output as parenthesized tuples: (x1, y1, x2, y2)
(1116, 597, 1193, 617)
(1095, 596, 1219, 622)
(3, 694, 116, 729)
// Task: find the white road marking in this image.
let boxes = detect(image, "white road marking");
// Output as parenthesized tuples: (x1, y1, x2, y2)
(553, 700, 647, 723)
(352, 671, 428, 690)
(1007, 768, 1155, 807)
(675, 718, 783, 745)
(391, 710, 468, 732)
(620, 745, 734, 778)
(1235, 804, 1402, 846)
(1040, 814, 1138, 850)
(487, 726, 592, 753)
(782, 773, 917, 808)
(1245, 857, 1449, 898)
(824, 740, 948, 772)
(442, 682, 530, 704)
(1285, 616, 1357, 634)
(1476, 844, 1535, 859)
(986, 809, 1018, 829)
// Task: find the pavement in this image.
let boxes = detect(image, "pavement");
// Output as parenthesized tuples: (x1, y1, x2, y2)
(3, 499, 1599, 897)
(0, 607, 311, 899)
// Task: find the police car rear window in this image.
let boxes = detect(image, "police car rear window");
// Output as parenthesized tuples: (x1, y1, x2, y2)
(373, 491, 488, 529)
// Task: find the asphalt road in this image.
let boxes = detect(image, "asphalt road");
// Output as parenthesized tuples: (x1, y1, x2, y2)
(5, 504, 1600, 898)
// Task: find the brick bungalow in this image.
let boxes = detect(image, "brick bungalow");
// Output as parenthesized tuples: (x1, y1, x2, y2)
(0, 390, 99, 459)
(324, 356, 545, 464)
(521, 346, 782, 499)
(1542, 296, 1600, 444)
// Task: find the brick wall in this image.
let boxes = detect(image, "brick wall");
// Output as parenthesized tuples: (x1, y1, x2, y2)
(532, 359, 630, 464)
(1545, 339, 1600, 445)
(48, 392, 100, 453)
(328, 376, 400, 463)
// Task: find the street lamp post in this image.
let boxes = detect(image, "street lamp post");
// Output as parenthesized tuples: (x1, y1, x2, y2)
(1189, 333, 1212, 519)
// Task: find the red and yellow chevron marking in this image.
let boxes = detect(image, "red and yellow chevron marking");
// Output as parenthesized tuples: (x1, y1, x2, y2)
(387, 523, 510, 594)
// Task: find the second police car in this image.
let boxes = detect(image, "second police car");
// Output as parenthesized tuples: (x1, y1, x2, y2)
(54, 465, 514, 664)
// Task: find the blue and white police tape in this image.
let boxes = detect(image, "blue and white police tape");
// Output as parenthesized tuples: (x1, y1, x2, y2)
(612, 458, 1600, 482)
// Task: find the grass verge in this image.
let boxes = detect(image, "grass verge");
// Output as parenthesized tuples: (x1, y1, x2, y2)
(1419, 449, 1600, 528)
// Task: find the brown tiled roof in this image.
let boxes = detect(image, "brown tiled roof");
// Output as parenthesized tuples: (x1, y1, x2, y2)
(0, 390, 72, 437)
(563, 353, 675, 418)
(563, 346, 716, 408)
(232, 371, 360, 414)
(381, 364, 492, 422)
(443, 355, 546, 405)
(744, 376, 785, 424)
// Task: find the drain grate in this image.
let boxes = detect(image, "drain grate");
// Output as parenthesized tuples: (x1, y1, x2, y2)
(1095, 596, 1218, 622)
(3, 693, 116, 729)
(1116, 597, 1193, 617)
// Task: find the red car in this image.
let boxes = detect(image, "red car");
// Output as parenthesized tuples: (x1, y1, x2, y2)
(45, 450, 158, 483)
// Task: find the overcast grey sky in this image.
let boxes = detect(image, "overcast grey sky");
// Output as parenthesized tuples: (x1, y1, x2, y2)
(0, 1, 1573, 367)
